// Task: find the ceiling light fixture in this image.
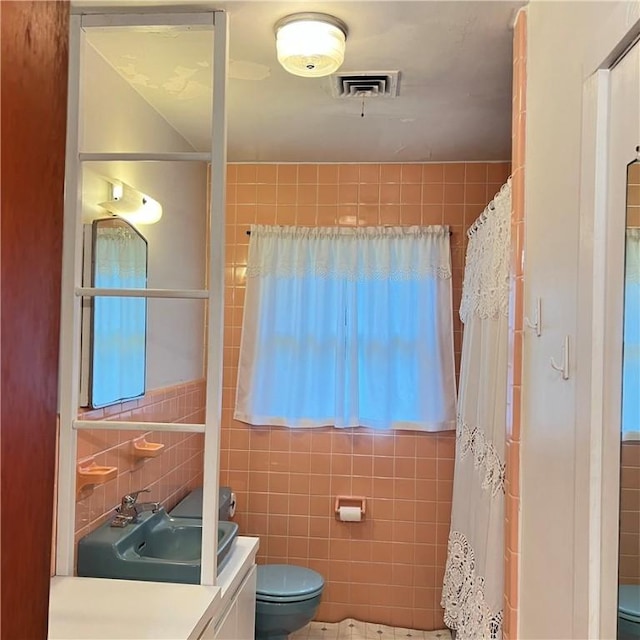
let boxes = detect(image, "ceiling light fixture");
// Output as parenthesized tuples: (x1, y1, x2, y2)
(274, 12, 348, 78)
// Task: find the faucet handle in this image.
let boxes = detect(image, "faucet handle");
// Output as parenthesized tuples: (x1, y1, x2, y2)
(113, 489, 153, 525)
(121, 488, 150, 507)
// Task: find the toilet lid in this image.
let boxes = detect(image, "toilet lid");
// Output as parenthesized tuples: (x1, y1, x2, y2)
(619, 585, 640, 623)
(257, 565, 324, 603)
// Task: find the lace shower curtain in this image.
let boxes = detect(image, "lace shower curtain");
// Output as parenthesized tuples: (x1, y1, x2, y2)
(441, 180, 511, 639)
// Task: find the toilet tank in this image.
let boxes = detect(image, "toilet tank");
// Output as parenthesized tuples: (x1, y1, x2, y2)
(169, 486, 233, 521)
(218, 486, 232, 521)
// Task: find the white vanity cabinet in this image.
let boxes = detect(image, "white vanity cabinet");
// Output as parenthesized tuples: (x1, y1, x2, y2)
(48, 538, 259, 640)
(204, 564, 256, 639)
(202, 537, 258, 640)
(235, 564, 258, 639)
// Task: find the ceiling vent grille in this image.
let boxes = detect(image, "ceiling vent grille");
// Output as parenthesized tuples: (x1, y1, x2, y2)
(331, 71, 400, 99)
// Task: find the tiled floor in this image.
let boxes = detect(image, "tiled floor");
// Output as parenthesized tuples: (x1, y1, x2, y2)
(291, 618, 452, 639)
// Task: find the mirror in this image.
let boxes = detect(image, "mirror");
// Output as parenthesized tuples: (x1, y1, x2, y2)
(619, 159, 640, 638)
(80, 217, 148, 408)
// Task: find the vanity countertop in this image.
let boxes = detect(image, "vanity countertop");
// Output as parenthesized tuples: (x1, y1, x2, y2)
(48, 576, 221, 639)
(48, 536, 259, 639)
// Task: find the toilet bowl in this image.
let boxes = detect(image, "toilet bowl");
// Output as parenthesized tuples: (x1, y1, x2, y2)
(255, 564, 324, 640)
(171, 488, 325, 639)
(619, 585, 640, 639)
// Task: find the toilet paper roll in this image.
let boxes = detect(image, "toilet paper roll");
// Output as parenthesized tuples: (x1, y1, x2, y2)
(338, 506, 362, 522)
(228, 492, 237, 518)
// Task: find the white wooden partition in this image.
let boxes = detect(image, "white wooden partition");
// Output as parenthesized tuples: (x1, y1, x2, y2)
(56, 8, 228, 586)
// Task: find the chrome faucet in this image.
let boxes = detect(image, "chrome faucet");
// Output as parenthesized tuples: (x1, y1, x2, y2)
(111, 489, 160, 528)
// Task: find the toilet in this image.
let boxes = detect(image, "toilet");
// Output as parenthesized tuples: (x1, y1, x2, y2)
(170, 488, 325, 638)
(255, 564, 324, 639)
(619, 585, 640, 639)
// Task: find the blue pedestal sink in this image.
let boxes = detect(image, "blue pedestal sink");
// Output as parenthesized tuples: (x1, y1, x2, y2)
(77, 508, 238, 584)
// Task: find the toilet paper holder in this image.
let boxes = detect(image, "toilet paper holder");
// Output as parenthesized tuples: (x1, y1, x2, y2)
(334, 495, 366, 521)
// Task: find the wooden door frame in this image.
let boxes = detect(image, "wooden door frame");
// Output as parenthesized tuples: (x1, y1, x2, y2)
(0, 2, 69, 637)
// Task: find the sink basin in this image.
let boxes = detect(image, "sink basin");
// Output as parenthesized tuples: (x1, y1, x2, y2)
(77, 508, 238, 583)
(137, 523, 202, 562)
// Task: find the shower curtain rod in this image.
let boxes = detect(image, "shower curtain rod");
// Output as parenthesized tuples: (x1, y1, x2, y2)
(467, 175, 512, 239)
(246, 227, 453, 236)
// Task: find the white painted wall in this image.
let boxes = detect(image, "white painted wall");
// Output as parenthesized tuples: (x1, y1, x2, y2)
(521, 2, 640, 638)
(81, 42, 207, 390)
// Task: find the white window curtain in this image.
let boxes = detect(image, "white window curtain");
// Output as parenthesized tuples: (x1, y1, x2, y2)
(622, 228, 640, 441)
(235, 225, 457, 431)
(441, 180, 511, 639)
(91, 224, 147, 408)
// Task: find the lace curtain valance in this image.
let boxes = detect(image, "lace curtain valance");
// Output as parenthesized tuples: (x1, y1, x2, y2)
(93, 225, 147, 280)
(626, 228, 640, 283)
(246, 224, 452, 281)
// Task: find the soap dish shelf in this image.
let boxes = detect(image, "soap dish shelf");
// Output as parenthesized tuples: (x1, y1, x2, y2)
(77, 460, 117, 492)
(132, 436, 165, 458)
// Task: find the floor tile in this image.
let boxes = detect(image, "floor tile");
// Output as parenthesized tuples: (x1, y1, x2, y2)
(290, 619, 452, 640)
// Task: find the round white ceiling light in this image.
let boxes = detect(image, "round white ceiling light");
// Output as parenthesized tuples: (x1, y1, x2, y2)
(274, 12, 348, 78)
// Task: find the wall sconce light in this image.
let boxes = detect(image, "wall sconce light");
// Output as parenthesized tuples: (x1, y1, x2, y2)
(274, 12, 348, 78)
(99, 181, 162, 225)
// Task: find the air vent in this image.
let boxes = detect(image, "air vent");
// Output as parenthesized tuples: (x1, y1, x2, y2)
(331, 71, 400, 99)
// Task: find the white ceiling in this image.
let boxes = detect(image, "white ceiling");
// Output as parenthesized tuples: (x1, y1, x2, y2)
(78, 0, 525, 162)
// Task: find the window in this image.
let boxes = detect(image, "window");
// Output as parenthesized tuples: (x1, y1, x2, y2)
(234, 225, 457, 431)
